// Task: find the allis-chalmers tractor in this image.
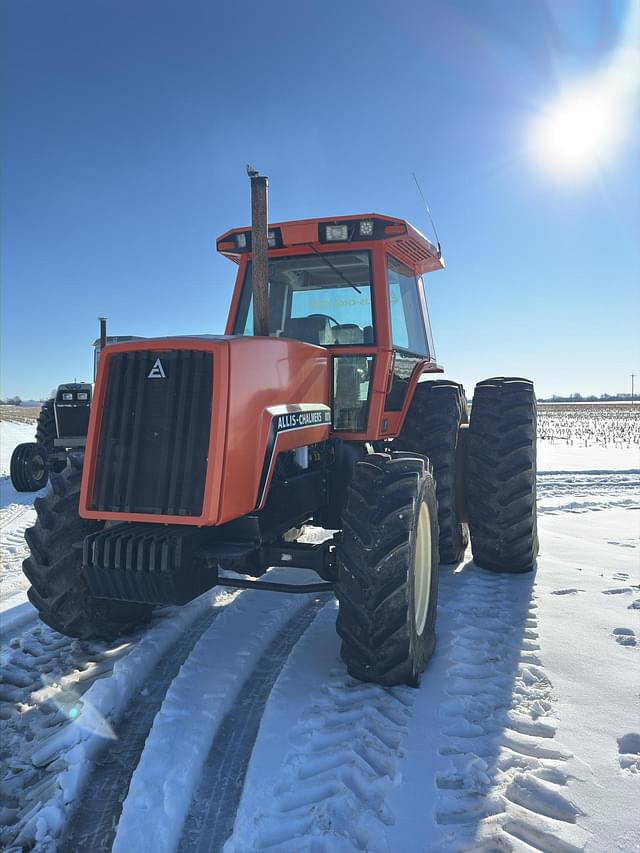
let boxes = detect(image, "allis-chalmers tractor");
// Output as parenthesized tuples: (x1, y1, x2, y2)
(23, 170, 537, 687)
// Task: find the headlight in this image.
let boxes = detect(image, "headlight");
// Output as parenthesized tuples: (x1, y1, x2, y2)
(359, 220, 374, 237)
(77, 392, 89, 401)
(62, 392, 73, 401)
(325, 224, 348, 241)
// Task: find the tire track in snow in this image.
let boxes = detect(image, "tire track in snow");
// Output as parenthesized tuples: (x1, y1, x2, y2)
(0, 502, 36, 606)
(61, 603, 231, 853)
(537, 471, 640, 494)
(0, 596, 37, 648)
(537, 471, 640, 516)
(0, 502, 35, 535)
(0, 589, 234, 851)
(0, 625, 136, 850)
(112, 576, 328, 853)
(433, 567, 589, 853)
(225, 602, 416, 853)
(179, 596, 327, 853)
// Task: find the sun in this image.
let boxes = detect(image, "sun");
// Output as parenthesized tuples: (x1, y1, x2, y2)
(529, 87, 626, 180)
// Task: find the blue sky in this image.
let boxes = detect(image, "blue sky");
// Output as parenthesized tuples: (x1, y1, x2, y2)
(2, 0, 638, 400)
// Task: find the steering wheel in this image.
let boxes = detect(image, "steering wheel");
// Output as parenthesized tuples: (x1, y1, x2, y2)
(306, 313, 340, 327)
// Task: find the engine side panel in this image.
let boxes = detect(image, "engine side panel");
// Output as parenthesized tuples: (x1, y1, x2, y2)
(218, 336, 330, 523)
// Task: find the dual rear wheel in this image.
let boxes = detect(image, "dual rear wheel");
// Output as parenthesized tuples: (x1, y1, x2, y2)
(335, 377, 538, 687)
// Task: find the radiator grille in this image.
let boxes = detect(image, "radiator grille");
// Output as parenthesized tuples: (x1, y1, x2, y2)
(90, 349, 213, 516)
(55, 404, 91, 438)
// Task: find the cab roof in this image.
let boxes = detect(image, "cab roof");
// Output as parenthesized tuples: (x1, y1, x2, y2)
(216, 213, 444, 275)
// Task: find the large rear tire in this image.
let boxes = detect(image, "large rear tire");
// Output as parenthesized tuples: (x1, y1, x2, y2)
(465, 377, 538, 573)
(10, 443, 49, 492)
(36, 399, 66, 473)
(335, 452, 439, 687)
(23, 453, 152, 639)
(396, 379, 469, 563)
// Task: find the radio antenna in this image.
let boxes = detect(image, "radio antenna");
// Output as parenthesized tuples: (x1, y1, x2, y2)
(412, 171, 442, 258)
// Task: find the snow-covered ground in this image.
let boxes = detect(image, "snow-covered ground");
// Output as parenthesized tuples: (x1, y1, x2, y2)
(1, 419, 639, 852)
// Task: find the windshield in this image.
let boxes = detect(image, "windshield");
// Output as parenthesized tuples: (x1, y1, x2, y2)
(234, 251, 373, 346)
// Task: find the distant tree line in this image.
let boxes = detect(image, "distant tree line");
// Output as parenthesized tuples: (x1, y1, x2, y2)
(0, 396, 49, 406)
(538, 393, 636, 402)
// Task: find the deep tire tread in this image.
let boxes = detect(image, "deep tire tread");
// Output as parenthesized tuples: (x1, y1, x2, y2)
(22, 453, 152, 640)
(395, 380, 468, 563)
(465, 377, 538, 573)
(36, 399, 66, 473)
(335, 452, 439, 687)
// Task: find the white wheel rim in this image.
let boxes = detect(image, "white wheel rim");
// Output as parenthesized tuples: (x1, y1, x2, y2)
(414, 500, 432, 636)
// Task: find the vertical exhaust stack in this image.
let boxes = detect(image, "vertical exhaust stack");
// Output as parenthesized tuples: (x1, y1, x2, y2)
(247, 165, 269, 336)
(99, 317, 108, 351)
(95, 317, 108, 380)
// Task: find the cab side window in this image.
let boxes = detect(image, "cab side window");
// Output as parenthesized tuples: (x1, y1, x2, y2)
(386, 256, 430, 356)
(385, 256, 431, 412)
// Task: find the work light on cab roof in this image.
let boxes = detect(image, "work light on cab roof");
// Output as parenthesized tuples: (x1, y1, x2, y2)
(216, 212, 444, 275)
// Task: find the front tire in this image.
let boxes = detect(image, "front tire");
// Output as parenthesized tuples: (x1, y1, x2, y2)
(23, 453, 152, 639)
(10, 443, 48, 492)
(465, 377, 538, 573)
(336, 452, 439, 687)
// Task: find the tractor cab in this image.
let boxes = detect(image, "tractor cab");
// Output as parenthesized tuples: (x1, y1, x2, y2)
(217, 213, 444, 435)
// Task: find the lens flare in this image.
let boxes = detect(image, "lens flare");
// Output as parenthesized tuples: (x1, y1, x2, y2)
(528, 2, 640, 181)
(38, 674, 117, 740)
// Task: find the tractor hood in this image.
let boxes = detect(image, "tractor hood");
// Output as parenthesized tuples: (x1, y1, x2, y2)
(79, 335, 330, 526)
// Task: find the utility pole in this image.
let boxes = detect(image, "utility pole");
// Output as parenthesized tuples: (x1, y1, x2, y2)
(632, 374, 636, 405)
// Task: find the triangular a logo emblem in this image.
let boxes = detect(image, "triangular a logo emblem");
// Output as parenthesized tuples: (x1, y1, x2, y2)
(147, 358, 166, 379)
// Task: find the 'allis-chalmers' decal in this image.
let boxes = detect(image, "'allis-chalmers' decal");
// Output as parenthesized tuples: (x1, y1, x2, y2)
(256, 406, 332, 509)
(275, 410, 331, 432)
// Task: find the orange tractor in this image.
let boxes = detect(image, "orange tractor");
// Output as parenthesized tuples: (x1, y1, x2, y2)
(23, 170, 537, 687)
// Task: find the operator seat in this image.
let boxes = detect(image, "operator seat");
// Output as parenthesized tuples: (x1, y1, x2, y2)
(332, 323, 364, 345)
(283, 316, 333, 345)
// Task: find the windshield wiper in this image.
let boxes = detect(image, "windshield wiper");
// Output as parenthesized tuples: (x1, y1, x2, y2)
(305, 244, 362, 294)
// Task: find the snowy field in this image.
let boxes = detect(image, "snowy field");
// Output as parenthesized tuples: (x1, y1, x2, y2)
(1, 411, 639, 852)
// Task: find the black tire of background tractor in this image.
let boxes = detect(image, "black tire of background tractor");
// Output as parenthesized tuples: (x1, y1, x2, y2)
(395, 380, 469, 564)
(10, 442, 49, 492)
(465, 377, 538, 573)
(36, 399, 66, 473)
(23, 453, 152, 639)
(335, 451, 440, 687)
